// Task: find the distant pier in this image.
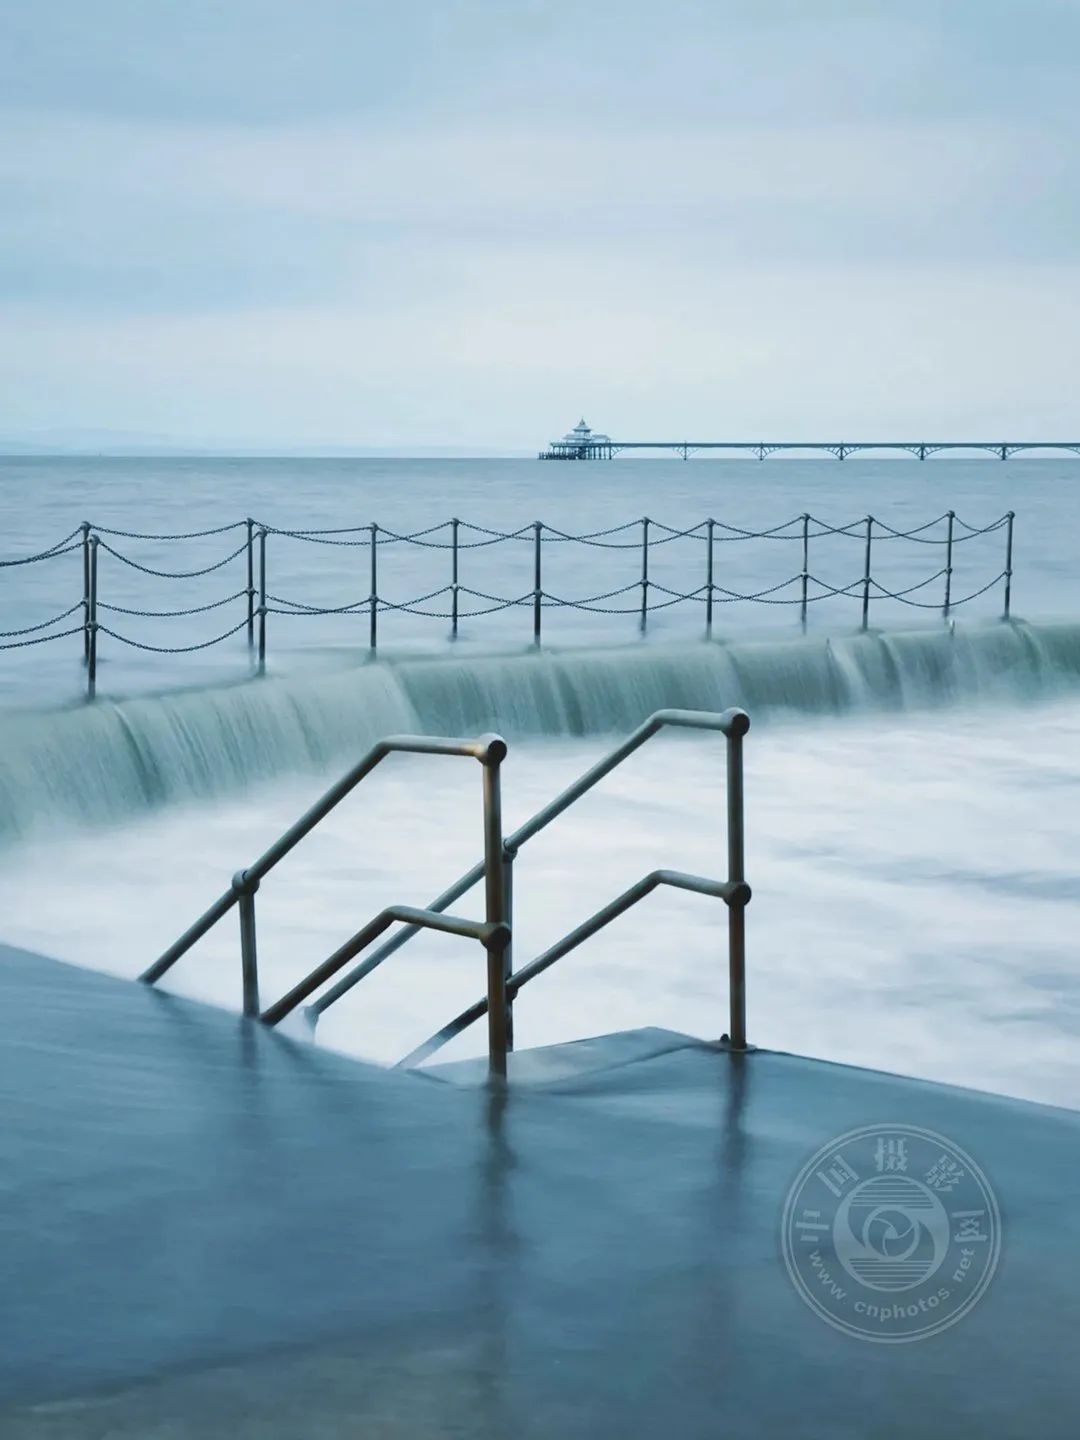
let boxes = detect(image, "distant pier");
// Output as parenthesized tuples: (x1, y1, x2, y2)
(539, 419, 1080, 460)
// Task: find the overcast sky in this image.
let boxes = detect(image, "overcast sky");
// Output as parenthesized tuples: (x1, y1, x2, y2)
(2, 1, 1079, 451)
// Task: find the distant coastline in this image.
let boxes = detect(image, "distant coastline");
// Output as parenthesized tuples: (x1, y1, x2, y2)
(0, 435, 531, 460)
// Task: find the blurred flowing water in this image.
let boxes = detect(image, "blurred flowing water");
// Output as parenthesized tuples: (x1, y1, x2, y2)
(1, 455, 1078, 1108)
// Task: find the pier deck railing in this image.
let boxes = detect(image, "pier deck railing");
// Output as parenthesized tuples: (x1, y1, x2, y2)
(539, 439, 1080, 461)
(0, 510, 1014, 699)
(141, 707, 751, 1075)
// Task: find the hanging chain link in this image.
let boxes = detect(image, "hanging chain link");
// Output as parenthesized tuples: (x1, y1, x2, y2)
(0, 511, 1015, 684)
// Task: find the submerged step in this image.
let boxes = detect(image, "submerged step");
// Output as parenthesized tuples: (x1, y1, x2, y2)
(423, 1025, 709, 1087)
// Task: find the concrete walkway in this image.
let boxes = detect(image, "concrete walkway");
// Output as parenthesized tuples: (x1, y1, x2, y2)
(1, 944, 1077, 1438)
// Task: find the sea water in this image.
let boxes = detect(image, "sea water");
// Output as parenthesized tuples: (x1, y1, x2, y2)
(1, 456, 1078, 1108)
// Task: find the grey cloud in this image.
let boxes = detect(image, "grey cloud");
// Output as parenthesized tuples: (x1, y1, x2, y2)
(3, 110, 1078, 318)
(1, 1, 1077, 128)
(2, 0, 1079, 444)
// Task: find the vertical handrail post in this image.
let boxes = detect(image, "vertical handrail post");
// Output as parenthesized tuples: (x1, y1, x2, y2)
(87, 534, 99, 700)
(369, 523, 378, 654)
(481, 739, 510, 1076)
(640, 516, 650, 632)
(705, 518, 715, 634)
(235, 872, 260, 1018)
(80, 521, 91, 664)
(257, 528, 267, 675)
(943, 510, 955, 618)
(451, 517, 460, 638)
(1003, 511, 1014, 619)
(861, 515, 873, 631)
(245, 518, 255, 651)
(725, 719, 748, 1050)
(800, 513, 810, 629)
(532, 521, 542, 646)
(502, 849, 515, 1055)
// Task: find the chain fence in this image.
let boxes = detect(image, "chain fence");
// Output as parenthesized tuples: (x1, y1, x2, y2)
(0, 511, 1016, 699)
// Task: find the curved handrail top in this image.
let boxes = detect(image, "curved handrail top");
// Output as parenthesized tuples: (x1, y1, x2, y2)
(507, 867, 750, 998)
(646, 706, 750, 738)
(506, 707, 748, 853)
(246, 731, 506, 885)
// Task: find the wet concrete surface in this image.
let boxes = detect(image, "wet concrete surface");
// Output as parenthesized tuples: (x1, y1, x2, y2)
(1, 943, 1078, 1438)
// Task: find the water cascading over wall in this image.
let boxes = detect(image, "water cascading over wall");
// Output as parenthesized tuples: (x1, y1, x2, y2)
(1, 621, 1078, 841)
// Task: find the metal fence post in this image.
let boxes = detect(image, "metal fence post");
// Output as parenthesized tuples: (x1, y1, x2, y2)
(724, 716, 749, 1050)
(502, 850, 515, 1055)
(861, 515, 873, 631)
(705, 519, 715, 634)
(369, 523, 378, 653)
(800, 513, 810, 629)
(235, 871, 260, 1018)
(257, 528, 267, 675)
(943, 509, 955, 618)
(245, 518, 255, 651)
(640, 516, 650, 631)
(451, 517, 460, 638)
(533, 521, 542, 645)
(1003, 511, 1014, 619)
(80, 521, 91, 665)
(481, 739, 511, 1076)
(86, 534, 99, 700)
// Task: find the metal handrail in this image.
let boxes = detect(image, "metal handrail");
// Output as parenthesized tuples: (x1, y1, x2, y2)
(398, 869, 750, 1069)
(141, 732, 513, 1066)
(144, 708, 750, 1076)
(260, 904, 510, 1027)
(307, 706, 750, 1055)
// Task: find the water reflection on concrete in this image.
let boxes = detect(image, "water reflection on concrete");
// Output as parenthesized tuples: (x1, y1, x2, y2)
(3, 947, 1079, 1438)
